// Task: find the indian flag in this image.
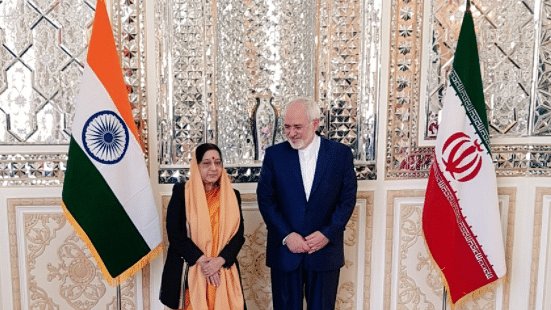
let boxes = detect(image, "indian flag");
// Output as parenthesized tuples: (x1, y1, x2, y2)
(422, 0, 506, 304)
(62, 0, 162, 285)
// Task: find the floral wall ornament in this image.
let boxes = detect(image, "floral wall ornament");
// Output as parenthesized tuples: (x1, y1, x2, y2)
(47, 232, 107, 310)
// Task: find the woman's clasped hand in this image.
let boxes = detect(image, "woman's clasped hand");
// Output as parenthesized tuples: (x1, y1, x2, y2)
(197, 255, 226, 286)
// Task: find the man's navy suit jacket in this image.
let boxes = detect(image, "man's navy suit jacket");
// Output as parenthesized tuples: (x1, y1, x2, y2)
(257, 137, 357, 272)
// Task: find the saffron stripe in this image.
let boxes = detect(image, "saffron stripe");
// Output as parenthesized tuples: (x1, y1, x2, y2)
(87, 0, 139, 141)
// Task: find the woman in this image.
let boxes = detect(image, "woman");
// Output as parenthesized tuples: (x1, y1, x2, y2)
(160, 143, 246, 310)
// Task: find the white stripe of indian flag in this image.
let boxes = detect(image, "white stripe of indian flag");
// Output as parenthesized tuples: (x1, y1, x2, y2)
(70, 65, 161, 249)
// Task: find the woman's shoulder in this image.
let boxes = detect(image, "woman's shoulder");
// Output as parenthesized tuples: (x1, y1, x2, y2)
(172, 181, 186, 191)
(232, 188, 242, 203)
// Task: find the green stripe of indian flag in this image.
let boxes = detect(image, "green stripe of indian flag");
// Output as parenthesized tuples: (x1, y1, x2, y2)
(63, 137, 151, 277)
(69, 65, 161, 250)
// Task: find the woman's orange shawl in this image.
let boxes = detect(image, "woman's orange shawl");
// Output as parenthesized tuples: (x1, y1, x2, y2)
(184, 154, 244, 310)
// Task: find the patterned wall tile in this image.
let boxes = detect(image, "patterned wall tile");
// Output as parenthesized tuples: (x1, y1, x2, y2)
(7, 198, 150, 310)
(384, 189, 514, 309)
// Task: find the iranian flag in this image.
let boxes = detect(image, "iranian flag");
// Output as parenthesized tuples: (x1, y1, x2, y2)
(62, 0, 162, 285)
(422, 0, 506, 304)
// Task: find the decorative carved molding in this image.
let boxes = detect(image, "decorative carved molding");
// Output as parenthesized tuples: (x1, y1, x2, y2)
(7, 198, 142, 310)
(529, 187, 551, 310)
(385, 190, 436, 309)
(358, 191, 374, 310)
(498, 187, 516, 310)
(141, 263, 151, 310)
(240, 193, 275, 310)
(385, 189, 514, 310)
(8, 198, 62, 310)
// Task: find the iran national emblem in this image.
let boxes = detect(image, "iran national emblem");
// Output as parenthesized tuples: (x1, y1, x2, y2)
(441, 132, 483, 182)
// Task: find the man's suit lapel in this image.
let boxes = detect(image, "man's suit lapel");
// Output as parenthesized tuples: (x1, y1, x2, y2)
(310, 138, 329, 198)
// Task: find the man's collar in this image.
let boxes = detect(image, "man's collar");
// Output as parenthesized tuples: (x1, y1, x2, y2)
(299, 135, 321, 155)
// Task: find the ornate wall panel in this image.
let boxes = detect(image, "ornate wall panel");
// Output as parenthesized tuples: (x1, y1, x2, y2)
(0, 0, 95, 145)
(161, 191, 373, 310)
(157, 0, 381, 183)
(156, 0, 217, 167)
(386, 0, 431, 179)
(384, 189, 514, 309)
(217, 0, 255, 164)
(216, 0, 317, 164)
(7, 198, 150, 310)
(529, 188, 551, 310)
(317, 0, 380, 179)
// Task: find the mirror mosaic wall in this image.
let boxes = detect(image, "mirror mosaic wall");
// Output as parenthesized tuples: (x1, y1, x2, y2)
(156, 0, 381, 183)
(2, 0, 551, 187)
(386, 0, 551, 179)
(0, 0, 148, 186)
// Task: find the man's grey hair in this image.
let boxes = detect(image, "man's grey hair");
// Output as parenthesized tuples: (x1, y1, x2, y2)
(287, 97, 321, 121)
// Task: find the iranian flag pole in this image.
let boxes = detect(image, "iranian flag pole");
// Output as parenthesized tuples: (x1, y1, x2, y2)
(422, 0, 506, 306)
(442, 288, 447, 310)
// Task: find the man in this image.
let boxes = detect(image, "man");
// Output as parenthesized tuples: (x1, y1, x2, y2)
(257, 97, 357, 310)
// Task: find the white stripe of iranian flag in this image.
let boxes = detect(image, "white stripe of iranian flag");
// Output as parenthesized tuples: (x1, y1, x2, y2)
(435, 83, 506, 277)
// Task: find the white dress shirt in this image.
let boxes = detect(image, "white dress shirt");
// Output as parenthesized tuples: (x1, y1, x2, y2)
(298, 135, 321, 201)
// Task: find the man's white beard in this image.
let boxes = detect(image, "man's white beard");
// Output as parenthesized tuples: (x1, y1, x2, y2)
(288, 139, 305, 150)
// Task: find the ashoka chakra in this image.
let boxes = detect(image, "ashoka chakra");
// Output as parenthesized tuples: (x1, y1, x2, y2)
(82, 110, 129, 165)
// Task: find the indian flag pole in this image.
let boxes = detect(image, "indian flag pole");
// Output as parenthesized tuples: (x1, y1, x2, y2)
(422, 0, 506, 305)
(62, 0, 162, 286)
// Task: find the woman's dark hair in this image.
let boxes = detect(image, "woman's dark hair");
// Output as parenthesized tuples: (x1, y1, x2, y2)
(195, 143, 222, 163)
